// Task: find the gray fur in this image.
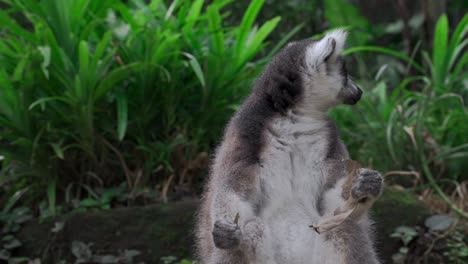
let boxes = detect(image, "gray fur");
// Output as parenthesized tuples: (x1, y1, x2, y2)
(195, 30, 382, 264)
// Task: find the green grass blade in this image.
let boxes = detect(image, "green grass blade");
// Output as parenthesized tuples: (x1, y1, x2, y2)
(240, 16, 281, 66)
(234, 0, 264, 58)
(183, 52, 206, 90)
(207, 5, 225, 56)
(265, 23, 303, 59)
(48, 178, 57, 216)
(29, 97, 69, 110)
(452, 52, 468, 80)
(432, 15, 449, 87)
(447, 14, 467, 70)
(116, 92, 128, 141)
(343, 46, 426, 74)
(183, 0, 203, 33)
(94, 62, 145, 100)
(1, 188, 29, 214)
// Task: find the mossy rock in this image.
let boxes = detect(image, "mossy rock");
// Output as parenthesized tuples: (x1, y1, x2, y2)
(371, 189, 431, 263)
(17, 200, 198, 263)
(16, 190, 429, 263)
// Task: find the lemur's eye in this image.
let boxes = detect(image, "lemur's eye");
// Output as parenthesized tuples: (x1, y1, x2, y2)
(340, 60, 347, 76)
(340, 59, 349, 86)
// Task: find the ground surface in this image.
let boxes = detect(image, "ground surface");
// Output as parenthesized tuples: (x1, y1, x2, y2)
(17, 190, 429, 263)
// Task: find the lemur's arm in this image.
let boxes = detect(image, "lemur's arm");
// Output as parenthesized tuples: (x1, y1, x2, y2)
(318, 160, 383, 220)
(209, 154, 265, 254)
(211, 188, 263, 254)
(314, 163, 383, 264)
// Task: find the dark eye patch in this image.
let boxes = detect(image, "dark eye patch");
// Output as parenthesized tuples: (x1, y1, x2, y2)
(339, 57, 348, 86)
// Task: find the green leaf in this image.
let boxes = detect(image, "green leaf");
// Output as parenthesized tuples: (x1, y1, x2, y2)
(79, 198, 101, 207)
(432, 15, 449, 88)
(447, 14, 468, 70)
(165, 0, 179, 20)
(183, 0, 203, 33)
(94, 62, 145, 100)
(3, 238, 21, 250)
(38, 46, 51, 79)
(234, 0, 265, 57)
(51, 143, 65, 159)
(1, 188, 28, 214)
(266, 23, 303, 59)
(239, 16, 281, 66)
(12, 56, 28, 81)
(183, 52, 205, 89)
(48, 179, 56, 216)
(344, 46, 426, 74)
(29, 97, 69, 110)
(323, 0, 370, 45)
(78, 40, 90, 90)
(116, 92, 128, 141)
(93, 31, 113, 67)
(207, 5, 225, 56)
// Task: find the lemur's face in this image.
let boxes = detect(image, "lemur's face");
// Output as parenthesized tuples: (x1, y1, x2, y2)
(281, 30, 362, 111)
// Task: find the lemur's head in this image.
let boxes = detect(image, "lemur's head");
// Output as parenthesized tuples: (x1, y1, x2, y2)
(261, 29, 362, 114)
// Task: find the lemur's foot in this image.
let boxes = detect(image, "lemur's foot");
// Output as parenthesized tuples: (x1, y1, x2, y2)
(351, 168, 384, 203)
(212, 218, 241, 249)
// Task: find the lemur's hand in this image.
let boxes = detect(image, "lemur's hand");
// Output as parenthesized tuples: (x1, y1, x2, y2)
(351, 168, 384, 203)
(212, 215, 241, 249)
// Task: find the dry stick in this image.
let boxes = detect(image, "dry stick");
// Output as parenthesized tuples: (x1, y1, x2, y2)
(309, 160, 377, 234)
(418, 220, 458, 263)
(420, 157, 468, 219)
(310, 197, 376, 234)
(234, 213, 240, 225)
(161, 173, 175, 203)
(129, 169, 143, 200)
(384, 170, 421, 187)
(100, 137, 133, 188)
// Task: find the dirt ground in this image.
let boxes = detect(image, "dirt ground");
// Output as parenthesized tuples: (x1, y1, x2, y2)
(17, 190, 430, 263)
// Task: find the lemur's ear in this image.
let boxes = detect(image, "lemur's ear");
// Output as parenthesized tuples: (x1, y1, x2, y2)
(322, 38, 336, 62)
(306, 29, 348, 69)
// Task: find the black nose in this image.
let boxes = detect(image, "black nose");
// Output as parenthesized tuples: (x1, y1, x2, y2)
(355, 86, 363, 100)
(357, 86, 363, 96)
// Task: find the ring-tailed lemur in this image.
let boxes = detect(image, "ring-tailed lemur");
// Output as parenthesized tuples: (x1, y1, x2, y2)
(195, 30, 383, 264)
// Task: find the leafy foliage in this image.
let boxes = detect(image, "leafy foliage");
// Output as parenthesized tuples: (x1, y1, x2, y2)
(323, 0, 372, 46)
(390, 214, 466, 264)
(0, 0, 289, 207)
(0, 188, 32, 262)
(333, 14, 468, 218)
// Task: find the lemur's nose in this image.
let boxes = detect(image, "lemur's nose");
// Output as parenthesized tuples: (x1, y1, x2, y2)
(357, 86, 363, 96)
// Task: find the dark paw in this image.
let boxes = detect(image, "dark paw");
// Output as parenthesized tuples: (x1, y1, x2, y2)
(212, 219, 241, 249)
(351, 168, 384, 202)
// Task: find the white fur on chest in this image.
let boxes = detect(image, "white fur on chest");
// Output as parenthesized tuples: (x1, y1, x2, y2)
(260, 113, 329, 214)
(254, 113, 341, 263)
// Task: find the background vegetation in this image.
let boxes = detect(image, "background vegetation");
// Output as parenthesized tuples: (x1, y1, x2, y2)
(0, 0, 466, 263)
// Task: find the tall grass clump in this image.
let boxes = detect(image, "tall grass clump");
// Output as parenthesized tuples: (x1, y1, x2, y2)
(0, 0, 290, 209)
(333, 14, 467, 217)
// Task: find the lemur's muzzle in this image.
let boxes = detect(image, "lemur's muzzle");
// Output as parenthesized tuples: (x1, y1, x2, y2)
(342, 79, 362, 105)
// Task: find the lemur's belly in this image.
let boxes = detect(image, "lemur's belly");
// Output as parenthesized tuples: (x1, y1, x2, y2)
(253, 189, 345, 264)
(257, 199, 319, 263)
(251, 117, 344, 263)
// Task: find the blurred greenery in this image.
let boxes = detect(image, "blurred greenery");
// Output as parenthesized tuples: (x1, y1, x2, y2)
(0, 0, 292, 210)
(0, 0, 467, 263)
